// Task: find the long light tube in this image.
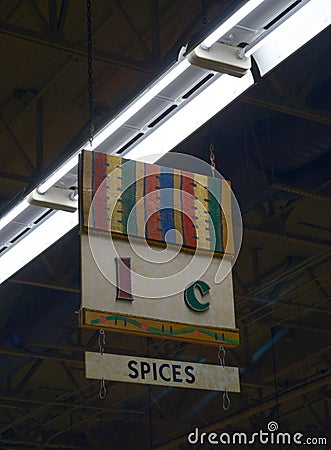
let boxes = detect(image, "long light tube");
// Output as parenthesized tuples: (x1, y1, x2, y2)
(35, 59, 191, 195)
(0, 209, 78, 283)
(90, 59, 190, 150)
(0, 199, 30, 232)
(250, 0, 331, 76)
(37, 153, 80, 194)
(125, 71, 254, 163)
(201, 0, 265, 49)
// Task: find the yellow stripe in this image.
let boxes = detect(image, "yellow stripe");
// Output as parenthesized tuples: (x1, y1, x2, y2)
(105, 155, 123, 234)
(194, 173, 211, 251)
(135, 161, 145, 237)
(82, 150, 93, 229)
(221, 179, 234, 256)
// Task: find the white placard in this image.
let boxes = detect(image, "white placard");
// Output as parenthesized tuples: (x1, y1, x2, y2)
(85, 352, 240, 392)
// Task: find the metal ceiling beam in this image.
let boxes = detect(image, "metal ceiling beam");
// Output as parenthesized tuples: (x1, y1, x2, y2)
(0, 393, 143, 415)
(0, 22, 153, 73)
(274, 320, 331, 334)
(237, 293, 331, 315)
(36, 97, 44, 171)
(57, 0, 70, 32)
(156, 373, 331, 449)
(242, 95, 331, 126)
(244, 249, 330, 297)
(0, 437, 80, 449)
(114, 0, 151, 58)
(150, 0, 160, 60)
(245, 225, 331, 248)
(8, 278, 80, 293)
(28, 0, 49, 32)
(0, 170, 30, 183)
(0, 346, 80, 363)
(48, 0, 57, 31)
(271, 183, 331, 203)
(0, 111, 35, 175)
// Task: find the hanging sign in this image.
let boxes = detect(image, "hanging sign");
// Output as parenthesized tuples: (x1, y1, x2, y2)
(85, 351, 240, 392)
(79, 150, 239, 347)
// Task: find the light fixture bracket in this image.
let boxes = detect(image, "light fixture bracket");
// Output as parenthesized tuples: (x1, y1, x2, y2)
(187, 42, 251, 77)
(28, 187, 78, 212)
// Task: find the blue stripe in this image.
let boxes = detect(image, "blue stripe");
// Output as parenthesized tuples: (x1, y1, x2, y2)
(159, 167, 176, 245)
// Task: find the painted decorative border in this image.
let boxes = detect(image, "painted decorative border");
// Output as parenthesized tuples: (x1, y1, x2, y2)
(80, 308, 239, 347)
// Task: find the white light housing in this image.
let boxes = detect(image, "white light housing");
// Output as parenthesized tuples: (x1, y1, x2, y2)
(201, 0, 265, 49)
(0, 209, 78, 283)
(125, 71, 254, 163)
(0, 199, 30, 231)
(251, 0, 331, 76)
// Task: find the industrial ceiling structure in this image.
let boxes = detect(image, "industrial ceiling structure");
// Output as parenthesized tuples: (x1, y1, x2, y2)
(0, 0, 330, 449)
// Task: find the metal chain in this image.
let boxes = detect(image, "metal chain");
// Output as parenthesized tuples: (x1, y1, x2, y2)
(210, 143, 216, 177)
(218, 345, 231, 410)
(201, 0, 207, 25)
(87, 0, 94, 146)
(210, 143, 216, 169)
(98, 329, 107, 399)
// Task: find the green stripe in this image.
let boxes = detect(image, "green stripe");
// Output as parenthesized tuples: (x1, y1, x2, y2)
(208, 177, 222, 253)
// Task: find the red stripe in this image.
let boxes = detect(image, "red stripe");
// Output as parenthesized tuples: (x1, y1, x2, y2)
(93, 152, 108, 230)
(145, 164, 162, 241)
(181, 172, 197, 249)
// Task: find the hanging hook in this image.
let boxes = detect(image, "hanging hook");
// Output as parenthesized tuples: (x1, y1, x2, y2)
(218, 345, 225, 367)
(98, 329, 105, 356)
(222, 389, 230, 410)
(99, 377, 107, 400)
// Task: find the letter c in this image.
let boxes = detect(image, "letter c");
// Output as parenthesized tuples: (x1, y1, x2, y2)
(159, 363, 171, 382)
(184, 280, 210, 312)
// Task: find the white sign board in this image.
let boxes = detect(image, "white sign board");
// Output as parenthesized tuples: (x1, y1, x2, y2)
(81, 235, 239, 347)
(85, 351, 240, 392)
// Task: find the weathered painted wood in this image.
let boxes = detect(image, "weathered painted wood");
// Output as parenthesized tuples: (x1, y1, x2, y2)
(81, 151, 234, 256)
(81, 234, 239, 346)
(85, 352, 240, 392)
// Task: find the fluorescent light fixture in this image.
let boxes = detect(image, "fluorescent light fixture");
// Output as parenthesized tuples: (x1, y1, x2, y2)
(35, 59, 191, 194)
(0, 209, 78, 283)
(37, 153, 79, 194)
(250, 0, 331, 76)
(90, 59, 190, 150)
(125, 71, 254, 163)
(0, 199, 30, 231)
(201, 0, 265, 49)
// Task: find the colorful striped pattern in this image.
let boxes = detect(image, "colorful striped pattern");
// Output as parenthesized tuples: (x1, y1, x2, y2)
(80, 309, 240, 347)
(81, 151, 233, 256)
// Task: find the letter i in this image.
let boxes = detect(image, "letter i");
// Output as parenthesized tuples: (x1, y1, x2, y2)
(115, 257, 133, 301)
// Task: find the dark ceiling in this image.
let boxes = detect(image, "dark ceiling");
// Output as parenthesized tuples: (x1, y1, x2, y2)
(0, 1, 330, 449)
